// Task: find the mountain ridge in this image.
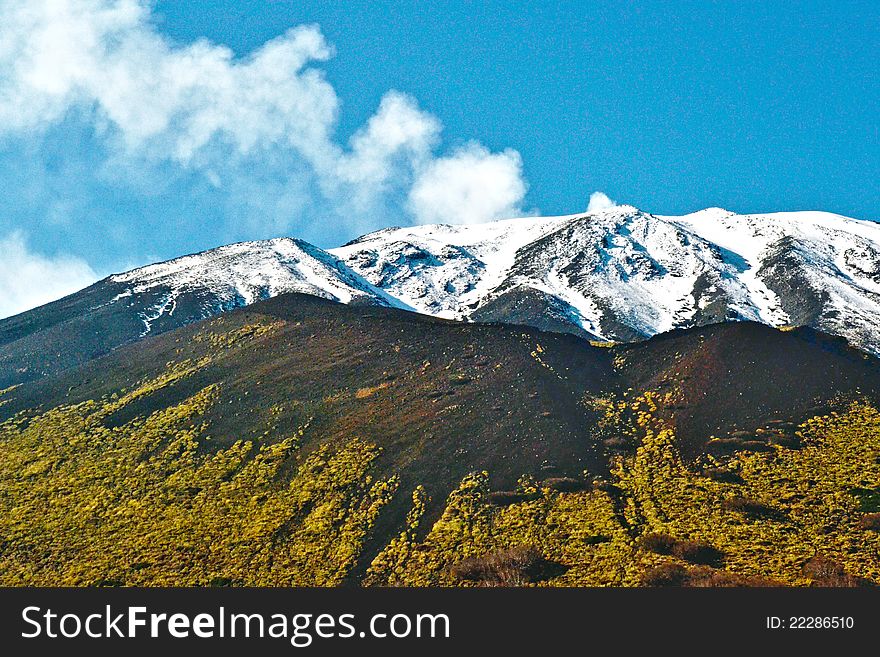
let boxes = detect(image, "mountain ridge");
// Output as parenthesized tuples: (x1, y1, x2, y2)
(2, 205, 879, 387)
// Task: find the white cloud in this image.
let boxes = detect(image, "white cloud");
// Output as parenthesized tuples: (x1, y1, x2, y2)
(408, 143, 527, 225)
(342, 92, 440, 184)
(0, 1, 338, 160)
(586, 191, 616, 213)
(0, 232, 98, 318)
(334, 91, 440, 210)
(0, 0, 529, 232)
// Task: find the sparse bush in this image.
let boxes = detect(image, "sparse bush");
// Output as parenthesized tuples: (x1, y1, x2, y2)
(684, 567, 781, 588)
(802, 556, 868, 587)
(707, 437, 769, 455)
(451, 546, 560, 586)
(583, 535, 611, 545)
(603, 437, 631, 452)
(209, 576, 234, 587)
(592, 480, 623, 496)
(770, 435, 802, 449)
(702, 468, 744, 484)
(92, 578, 124, 587)
(641, 563, 689, 586)
(721, 496, 782, 520)
(638, 534, 722, 565)
(487, 490, 536, 506)
(643, 563, 779, 587)
(706, 438, 745, 455)
(850, 487, 880, 512)
(671, 540, 723, 566)
(637, 532, 677, 555)
(449, 559, 486, 582)
(858, 513, 880, 531)
(765, 420, 796, 429)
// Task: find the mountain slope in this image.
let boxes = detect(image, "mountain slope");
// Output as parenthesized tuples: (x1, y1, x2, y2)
(0, 238, 393, 387)
(2, 206, 879, 388)
(1, 293, 616, 493)
(1, 293, 879, 586)
(612, 322, 879, 457)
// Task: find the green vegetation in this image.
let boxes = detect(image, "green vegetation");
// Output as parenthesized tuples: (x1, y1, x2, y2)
(366, 394, 880, 586)
(0, 328, 398, 586)
(0, 316, 878, 587)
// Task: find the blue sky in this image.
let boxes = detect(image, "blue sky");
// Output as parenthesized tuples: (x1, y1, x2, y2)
(0, 0, 877, 317)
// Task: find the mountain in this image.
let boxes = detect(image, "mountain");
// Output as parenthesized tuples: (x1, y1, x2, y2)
(0, 238, 394, 387)
(2, 206, 879, 387)
(5, 293, 877, 473)
(612, 321, 878, 457)
(332, 206, 880, 351)
(1, 293, 878, 586)
(0, 294, 614, 495)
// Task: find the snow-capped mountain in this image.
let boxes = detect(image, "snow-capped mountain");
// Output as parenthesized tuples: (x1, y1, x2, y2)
(0, 237, 396, 387)
(3, 205, 879, 389)
(108, 237, 398, 335)
(331, 206, 880, 354)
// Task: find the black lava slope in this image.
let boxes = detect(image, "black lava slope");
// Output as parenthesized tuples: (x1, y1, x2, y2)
(1, 294, 616, 499)
(4, 292, 880, 495)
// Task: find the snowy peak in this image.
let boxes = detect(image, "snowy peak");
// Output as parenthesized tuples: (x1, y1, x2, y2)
(113, 237, 379, 305)
(332, 213, 578, 319)
(107, 237, 395, 336)
(6, 205, 878, 392)
(330, 206, 880, 354)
